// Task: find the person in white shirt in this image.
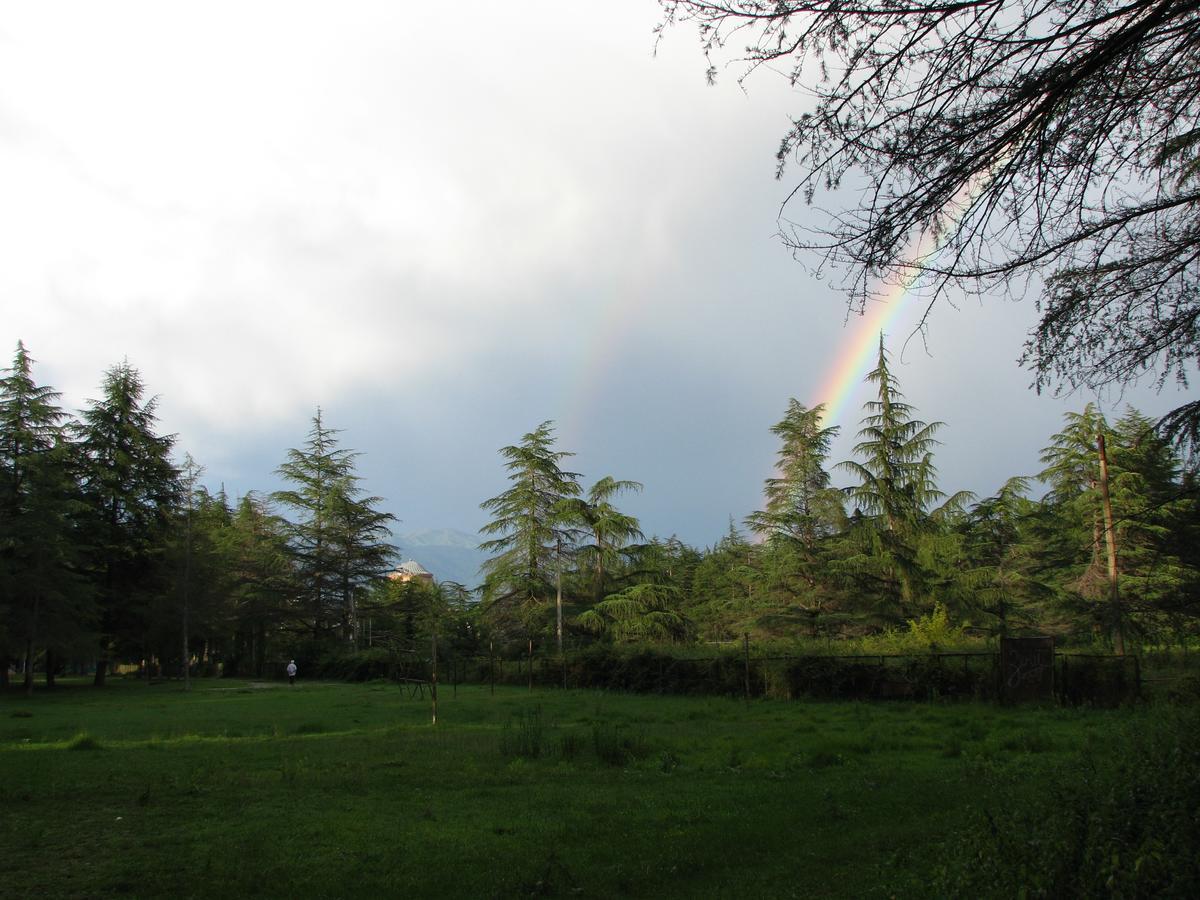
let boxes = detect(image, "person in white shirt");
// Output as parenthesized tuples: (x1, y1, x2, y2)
(286, 660, 297, 685)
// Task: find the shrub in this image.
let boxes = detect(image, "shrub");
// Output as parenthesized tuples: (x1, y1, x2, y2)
(932, 705, 1200, 897)
(591, 721, 650, 767)
(66, 732, 104, 751)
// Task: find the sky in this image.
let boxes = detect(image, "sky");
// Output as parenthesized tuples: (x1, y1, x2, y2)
(1, 1, 1192, 549)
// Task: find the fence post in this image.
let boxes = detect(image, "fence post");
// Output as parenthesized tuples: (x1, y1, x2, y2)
(490, 639, 495, 696)
(528, 638, 533, 692)
(431, 629, 438, 727)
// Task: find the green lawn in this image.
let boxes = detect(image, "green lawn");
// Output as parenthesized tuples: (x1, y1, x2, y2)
(0, 678, 1136, 898)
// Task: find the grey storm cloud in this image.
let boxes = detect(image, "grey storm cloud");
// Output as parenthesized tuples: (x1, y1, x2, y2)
(0, 1, 1187, 547)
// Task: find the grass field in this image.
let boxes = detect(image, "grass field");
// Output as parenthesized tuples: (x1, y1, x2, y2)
(0, 678, 1143, 898)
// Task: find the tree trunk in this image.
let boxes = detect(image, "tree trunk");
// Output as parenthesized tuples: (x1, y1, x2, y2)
(555, 556, 563, 658)
(93, 657, 108, 687)
(182, 524, 191, 692)
(23, 640, 34, 696)
(45, 648, 56, 688)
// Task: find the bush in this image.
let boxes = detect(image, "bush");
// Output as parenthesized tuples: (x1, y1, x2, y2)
(931, 705, 1200, 897)
(590, 721, 650, 767)
(66, 732, 104, 751)
(566, 645, 749, 697)
(310, 646, 395, 682)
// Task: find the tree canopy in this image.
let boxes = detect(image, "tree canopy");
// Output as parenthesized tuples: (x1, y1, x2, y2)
(4, 337, 1200, 682)
(658, 0, 1200, 445)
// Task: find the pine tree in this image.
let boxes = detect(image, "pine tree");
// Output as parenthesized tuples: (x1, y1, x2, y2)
(224, 493, 295, 677)
(164, 459, 238, 688)
(479, 422, 581, 639)
(328, 476, 398, 647)
(76, 359, 179, 685)
(575, 583, 691, 642)
(747, 400, 843, 546)
(1041, 407, 1200, 644)
(959, 477, 1052, 637)
(837, 336, 960, 618)
(0, 342, 92, 691)
(574, 476, 644, 605)
(746, 400, 846, 630)
(1038, 404, 1120, 641)
(272, 409, 396, 643)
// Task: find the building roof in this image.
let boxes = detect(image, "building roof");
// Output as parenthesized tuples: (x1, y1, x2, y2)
(396, 560, 432, 577)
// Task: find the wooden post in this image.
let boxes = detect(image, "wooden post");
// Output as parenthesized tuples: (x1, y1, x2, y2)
(555, 540, 564, 658)
(527, 638, 533, 692)
(743, 632, 751, 704)
(431, 629, 439, 726)
(489, 639, 495, 696)
(1097, 431, 1124, 655)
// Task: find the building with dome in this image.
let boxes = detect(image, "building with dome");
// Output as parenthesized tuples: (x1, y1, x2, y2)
(388, 560, 435, 584)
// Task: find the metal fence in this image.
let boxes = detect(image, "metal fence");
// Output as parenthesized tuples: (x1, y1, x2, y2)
(441, 636, 1141, 705)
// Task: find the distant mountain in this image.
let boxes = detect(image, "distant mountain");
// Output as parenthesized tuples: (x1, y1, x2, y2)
(396, 528, 488, 588)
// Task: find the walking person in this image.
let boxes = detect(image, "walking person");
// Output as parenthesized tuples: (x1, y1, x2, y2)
(286, 659, 297, 686)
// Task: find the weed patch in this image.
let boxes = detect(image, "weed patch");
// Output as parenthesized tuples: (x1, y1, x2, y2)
(591, 721, 650, 766)
(66, 731, 104, 751)
(499, 706, 545, 759)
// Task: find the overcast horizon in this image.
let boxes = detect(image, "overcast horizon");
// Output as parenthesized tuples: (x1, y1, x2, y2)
(3, 1, 1192, 549)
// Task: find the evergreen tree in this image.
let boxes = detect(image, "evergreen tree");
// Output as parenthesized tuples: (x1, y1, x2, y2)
(272, 409, 396, 644)
(0, 342, 92, 691)
(574, 475, 644, 605)
(746, 400, 843, 548)
(1038, 404, 1123, 641)
(1083, 408, 1198, 641)
(745, 400, 846, 632)
(163, 466, 236, 687)
(576, 583, 691, 642)
(837, 336, 963, 618)
(479, 422, 581, 639)
(223, 493, 295, 677)
(328, 476, 398, 647)
(77, 360, 180, 685)
(958, 477, 1052, 637)
(686, 522, 759, 640)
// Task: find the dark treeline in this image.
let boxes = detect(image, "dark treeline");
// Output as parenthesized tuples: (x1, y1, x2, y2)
(0, 342, 400, 692)
(4, 337, 1199, 693)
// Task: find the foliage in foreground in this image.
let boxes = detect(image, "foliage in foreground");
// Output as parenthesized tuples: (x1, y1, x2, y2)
(930, 705, 1200, 898)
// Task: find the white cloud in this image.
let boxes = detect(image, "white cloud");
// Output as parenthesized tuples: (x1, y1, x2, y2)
(6, 2, 1172, 543)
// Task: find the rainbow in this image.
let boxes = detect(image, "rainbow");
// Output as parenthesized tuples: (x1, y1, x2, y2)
(807, 268, 929, 430)
(559, 270, 651, 450)
(810, 161, 1005, 428)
